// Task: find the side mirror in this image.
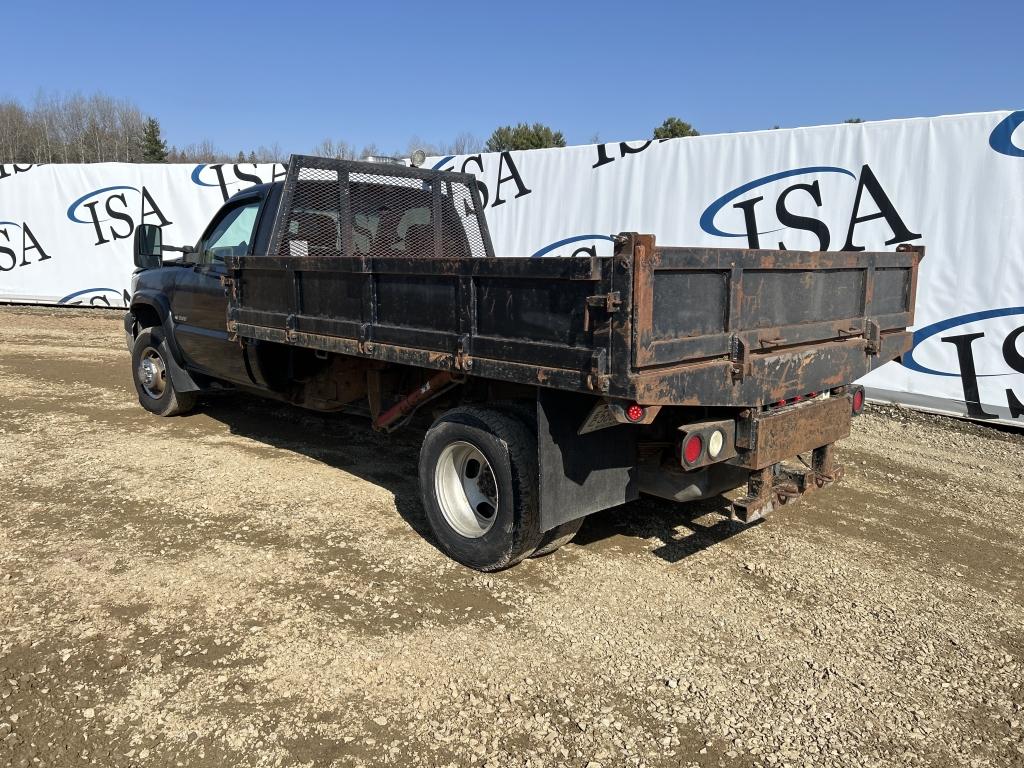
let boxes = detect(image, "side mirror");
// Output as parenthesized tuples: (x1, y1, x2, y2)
(133, 224, 163, 269)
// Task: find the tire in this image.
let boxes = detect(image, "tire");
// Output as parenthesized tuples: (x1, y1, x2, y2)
(131, 328, 197, 417)
(418, 407, 543, 571)
(530, 517, 584, 558)
(492, 399, 537, 431)
(491, 399, 585, 559)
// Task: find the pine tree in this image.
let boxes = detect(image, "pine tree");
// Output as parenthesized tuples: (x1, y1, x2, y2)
(141, 117, 168, 162)
(485, 123, 566, 152)
(653, 117, 700, 139)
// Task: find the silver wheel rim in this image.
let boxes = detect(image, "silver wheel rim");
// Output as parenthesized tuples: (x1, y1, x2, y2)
(434, 441, 499, 538)
(137, 346, 167, 399)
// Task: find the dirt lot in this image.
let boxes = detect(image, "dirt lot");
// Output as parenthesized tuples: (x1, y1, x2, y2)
(1, 305, 1022, 768)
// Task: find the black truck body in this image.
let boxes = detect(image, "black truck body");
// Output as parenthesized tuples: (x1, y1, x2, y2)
(125, 156, 922, 571)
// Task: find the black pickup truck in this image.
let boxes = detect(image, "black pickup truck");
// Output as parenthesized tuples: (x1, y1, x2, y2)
(125, 156, 922, 571)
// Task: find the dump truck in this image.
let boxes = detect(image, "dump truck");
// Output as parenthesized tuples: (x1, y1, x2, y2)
(124, 156, 923, 571)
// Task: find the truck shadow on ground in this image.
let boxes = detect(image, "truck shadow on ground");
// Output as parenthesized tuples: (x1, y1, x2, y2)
(574, 496, 756, 564)
(199, 394, 754, 566)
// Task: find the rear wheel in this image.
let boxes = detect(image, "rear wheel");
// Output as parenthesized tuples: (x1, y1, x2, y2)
(131, 328, 197, 417)
(492, 400, 585, 559)
(531, 517, 584, 558)
(419, 407, 542, 571)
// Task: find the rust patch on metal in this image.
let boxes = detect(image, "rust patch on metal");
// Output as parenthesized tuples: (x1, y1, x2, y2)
(372, 371, 458, 432)
(731, 395, 852, 470)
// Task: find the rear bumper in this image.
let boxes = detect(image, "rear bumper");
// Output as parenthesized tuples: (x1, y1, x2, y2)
(730, 394, 852, 470)
(727, 395, 852, 522)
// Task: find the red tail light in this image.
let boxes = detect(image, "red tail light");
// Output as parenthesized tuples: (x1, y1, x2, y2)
(851, 387, 865, 414)
(683, 433, 703, 464)
(625, 403, 646, 422)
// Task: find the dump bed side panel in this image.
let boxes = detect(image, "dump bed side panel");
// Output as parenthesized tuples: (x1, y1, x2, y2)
(229, 254, 618, 387)
(631, 244, 921, 370)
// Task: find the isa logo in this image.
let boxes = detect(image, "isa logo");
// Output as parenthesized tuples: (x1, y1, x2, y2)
(67, 185, 172, 246)
(904, 307, 1024, 420)
(430, 153, 533, 209)
(699, 164, 920, 252)
(0, 164, 35, 182)
(0, 219, 51, 271)
(192, 163, 287, 202)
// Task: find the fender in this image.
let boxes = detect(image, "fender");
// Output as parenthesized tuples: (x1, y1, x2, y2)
(126, 290, 202, 393)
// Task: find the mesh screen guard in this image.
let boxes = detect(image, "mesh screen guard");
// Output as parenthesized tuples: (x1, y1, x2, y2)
(267, 155, 493, 260)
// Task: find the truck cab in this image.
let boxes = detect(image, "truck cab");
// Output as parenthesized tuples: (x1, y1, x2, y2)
(125, 182, 281, 393)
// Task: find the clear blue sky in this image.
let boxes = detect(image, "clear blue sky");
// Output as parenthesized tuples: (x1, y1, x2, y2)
(2, 0, 1020, 154)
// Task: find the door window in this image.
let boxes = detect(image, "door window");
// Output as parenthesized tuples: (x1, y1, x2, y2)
(201, 202, 260, 264)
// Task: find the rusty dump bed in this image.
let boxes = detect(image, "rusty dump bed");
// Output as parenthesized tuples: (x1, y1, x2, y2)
(226, 156, 922, 407)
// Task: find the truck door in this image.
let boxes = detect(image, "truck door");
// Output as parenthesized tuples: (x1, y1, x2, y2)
(171, 198, 261, 383)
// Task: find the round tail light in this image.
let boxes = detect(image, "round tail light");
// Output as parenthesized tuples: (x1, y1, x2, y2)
(625, 403, 646, 422)
(707, 429, 724, 458)
(852, 388, 865, 414)
(683, 433, 703, 464)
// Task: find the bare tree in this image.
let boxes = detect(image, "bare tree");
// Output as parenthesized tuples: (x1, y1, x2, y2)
(312, 138, 357, 160)
(443, 132, 484, 155)
(0, 90, 487, 166)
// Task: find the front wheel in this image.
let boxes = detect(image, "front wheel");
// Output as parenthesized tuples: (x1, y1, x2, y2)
(131, 328, 197, 417)
(418, 407, 543, 571)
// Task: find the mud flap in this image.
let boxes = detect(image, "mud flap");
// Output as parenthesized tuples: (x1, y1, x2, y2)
(165, 354, 202, 393)
(537, 389, 639, 531)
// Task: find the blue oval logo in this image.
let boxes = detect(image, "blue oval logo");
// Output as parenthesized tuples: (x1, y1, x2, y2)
(903, 306, 1024, 377)
(699, 166, 856, 238)
(66, 185, 139, 224)
(989, 111, 1024, 158)
(530, 234, 615, 258)
(190, 164, 219, 187)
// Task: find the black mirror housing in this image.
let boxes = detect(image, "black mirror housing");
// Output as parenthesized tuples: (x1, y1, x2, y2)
(133, 224, 163, 269)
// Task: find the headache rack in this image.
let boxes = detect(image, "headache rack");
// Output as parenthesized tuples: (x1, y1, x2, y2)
(266, 155, 494, 261)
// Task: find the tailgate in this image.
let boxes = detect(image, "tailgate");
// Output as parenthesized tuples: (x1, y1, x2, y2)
(631, 239, 922, 370)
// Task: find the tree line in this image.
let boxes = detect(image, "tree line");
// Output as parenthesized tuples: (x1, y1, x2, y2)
(3, 90, 861, 164)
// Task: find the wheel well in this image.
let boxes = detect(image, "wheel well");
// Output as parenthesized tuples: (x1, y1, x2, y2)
(132, 304, 162, 332)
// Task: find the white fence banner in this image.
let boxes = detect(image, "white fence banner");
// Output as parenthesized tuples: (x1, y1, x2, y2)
(1, 110, 1022, 426)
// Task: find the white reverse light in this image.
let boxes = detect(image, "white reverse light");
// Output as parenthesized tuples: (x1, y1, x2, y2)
(708, 429, 724, 458)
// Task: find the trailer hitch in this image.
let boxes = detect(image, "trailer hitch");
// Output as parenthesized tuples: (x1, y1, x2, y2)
(730, 443, 843, 523)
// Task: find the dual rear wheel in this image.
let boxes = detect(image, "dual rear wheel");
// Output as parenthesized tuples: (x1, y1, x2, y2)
(418, 404, 584, 571)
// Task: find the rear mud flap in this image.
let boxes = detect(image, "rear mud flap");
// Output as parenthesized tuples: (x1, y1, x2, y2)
(537, 389, 639, 531)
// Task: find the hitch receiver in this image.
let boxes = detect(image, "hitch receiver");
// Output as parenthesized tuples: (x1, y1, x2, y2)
(731, 443, 844, 523)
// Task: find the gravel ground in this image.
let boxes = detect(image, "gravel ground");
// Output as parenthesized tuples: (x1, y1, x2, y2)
(1, 305, 1022, 768)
